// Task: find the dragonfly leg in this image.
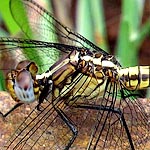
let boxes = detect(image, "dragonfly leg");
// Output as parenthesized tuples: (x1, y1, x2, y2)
(0, 102, 23, 118)
(73, 103, 135, 150)
(55, 107, 78, 150)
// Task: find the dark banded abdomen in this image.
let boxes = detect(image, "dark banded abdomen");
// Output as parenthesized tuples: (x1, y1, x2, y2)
(119, 66, 150, 90)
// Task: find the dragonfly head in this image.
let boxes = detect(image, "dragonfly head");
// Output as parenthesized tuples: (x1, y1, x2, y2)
(6, 60, 40, 103)
(14, 69, 36, 103)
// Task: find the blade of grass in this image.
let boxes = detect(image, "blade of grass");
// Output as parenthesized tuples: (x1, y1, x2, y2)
(90, 0, 108, 51)
(76, 0, 108, 52)
(116, 0, 145, 67)
(136, 21, 150, 48)
(76, 0, 94, 43)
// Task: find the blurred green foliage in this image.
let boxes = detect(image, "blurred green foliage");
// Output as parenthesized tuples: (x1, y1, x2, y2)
(0, 0, 20, 35)
(116, 0, 150, 67)
(76, 0, 150, 67)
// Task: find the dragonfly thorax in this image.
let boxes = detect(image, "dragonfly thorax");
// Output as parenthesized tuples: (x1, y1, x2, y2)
(51, 49, 106, 100)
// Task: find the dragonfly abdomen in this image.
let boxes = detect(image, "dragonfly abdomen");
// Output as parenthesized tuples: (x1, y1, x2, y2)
(119, 66, 150, 90)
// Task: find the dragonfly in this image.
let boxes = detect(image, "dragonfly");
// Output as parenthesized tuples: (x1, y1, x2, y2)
(0, 0, 149, 149)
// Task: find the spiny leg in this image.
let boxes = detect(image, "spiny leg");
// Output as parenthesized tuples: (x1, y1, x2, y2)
(0, 102, 23, 118)
(54, 106, 78, 150)
(73, 103, 135, 150)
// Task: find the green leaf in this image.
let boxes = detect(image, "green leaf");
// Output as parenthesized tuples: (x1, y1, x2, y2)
(76, 0, 108, 52)
(76, 0, 94, 42)
(90, 0, 108, 51)
(116, 0, 145, 67)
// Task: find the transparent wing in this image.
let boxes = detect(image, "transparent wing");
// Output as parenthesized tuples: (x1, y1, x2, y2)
(10, 0, 108, 55)
(85, 80, 149, 150)
(0, 38, 83, 73)
(0, 0, 109, 77)
(3, 75, 149, 150)
(4, 101, 99, 150)
(4, 99, 68, 150)
(3, 74, 104, 150)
